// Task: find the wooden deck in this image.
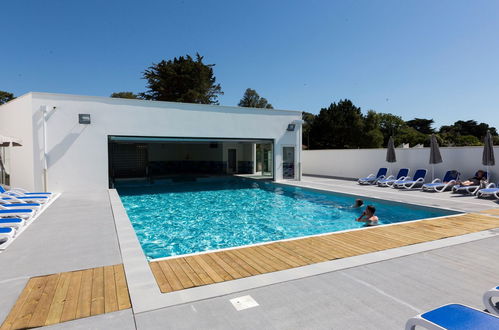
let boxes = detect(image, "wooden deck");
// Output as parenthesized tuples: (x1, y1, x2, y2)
(1, 264, 131, 330)
(150, 213, 499, 293)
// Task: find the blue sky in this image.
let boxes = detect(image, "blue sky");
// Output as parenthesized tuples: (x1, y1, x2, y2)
(2, 0, 498, 129)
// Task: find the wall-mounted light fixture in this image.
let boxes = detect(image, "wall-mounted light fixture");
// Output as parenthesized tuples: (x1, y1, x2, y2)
(78, 114, 91, 124)
(286, 123, 296, 131)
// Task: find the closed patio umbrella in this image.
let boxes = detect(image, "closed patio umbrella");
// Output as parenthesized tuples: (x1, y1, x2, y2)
(386, 136, 396, 175)
(482, 131, 495, 181)
(429, 134, 442, 180)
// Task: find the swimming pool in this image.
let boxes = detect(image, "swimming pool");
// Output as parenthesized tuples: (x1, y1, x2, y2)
(117, 178, 457, 260)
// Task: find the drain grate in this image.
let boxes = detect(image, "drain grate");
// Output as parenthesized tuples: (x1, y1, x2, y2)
(230, 295, 259, 311)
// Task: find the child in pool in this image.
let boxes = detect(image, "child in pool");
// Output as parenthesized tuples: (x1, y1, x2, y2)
(356, 205, 378, 226)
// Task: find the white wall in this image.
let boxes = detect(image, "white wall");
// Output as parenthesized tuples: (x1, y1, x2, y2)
(0, 95, 36, 190)
(303, 147, 499, 181)
(21, 93, 301, 191)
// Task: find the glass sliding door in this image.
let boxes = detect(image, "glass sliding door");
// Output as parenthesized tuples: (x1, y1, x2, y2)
(282, 146, 295, 179)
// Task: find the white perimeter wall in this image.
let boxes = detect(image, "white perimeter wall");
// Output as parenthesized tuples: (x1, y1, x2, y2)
(0, 95, 36, 190)
(303, 147, 499, 181)
(23, 93, 301, 192)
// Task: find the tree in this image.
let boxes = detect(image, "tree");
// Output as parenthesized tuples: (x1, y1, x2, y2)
(362, 110, 383, 148)
(140, 53, 223, 104)
(302, 112, 315, 148)
(238, 88, 273, 109)
(110, 92, 141, 99)
(308, 99, 365, 149)
(406, 118, 435, 134)
(0, 91, 15, 105)
(376, 113, 406, 145)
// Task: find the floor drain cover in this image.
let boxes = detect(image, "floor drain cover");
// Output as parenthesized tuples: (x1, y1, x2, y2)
(230, 295, 259, 311)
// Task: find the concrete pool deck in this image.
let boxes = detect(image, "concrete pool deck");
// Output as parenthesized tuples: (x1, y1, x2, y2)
(1, 176, 499, 329)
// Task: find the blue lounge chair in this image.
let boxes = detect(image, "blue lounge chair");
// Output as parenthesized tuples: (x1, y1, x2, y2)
(393, 169, 427, 189)
(1, 195, 48, 203)
(476, 183, 499, 199)
(358, 168, 387, 185)
(0, 201, 41, 210)
(0, 227, 15, 240)
(0, 185, 52, 196)
(422, 170, 460, 192)
(452, 171, 488, 195)
(0, 208, 34, 219)
(406, 303, 499, 329)
(483, 286, 499, 316)
(377, 168, 410, 187)
(0, 218, 25, 229)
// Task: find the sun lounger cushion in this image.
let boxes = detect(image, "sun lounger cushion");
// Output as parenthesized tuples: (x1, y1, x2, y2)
(0, 227, 14, 234)
(415, 304, 499, 329)
(1, 203, 40, 208)
(0, 209, 33, 214)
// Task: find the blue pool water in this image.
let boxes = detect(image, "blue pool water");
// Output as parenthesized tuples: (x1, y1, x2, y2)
(117, 178, 456, 259)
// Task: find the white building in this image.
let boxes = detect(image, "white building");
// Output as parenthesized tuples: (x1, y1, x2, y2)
(0, 93, 303, 192)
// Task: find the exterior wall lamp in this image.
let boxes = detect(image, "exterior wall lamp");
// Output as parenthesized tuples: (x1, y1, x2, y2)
(78, 114, 91, 124)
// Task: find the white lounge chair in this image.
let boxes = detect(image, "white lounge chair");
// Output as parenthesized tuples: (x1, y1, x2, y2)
(358, 168, 388, 185)
(0, 218, 25, 229)
(0, 200, 41, 210)
(1, 194, 48, 203)
(377, 168, 410, 187)
(0, 208, 34, 219)
(0, 185, 52, 196)
(0, 227, 15, 240)
(393, 169, 427, 189)
(476, 183, 499, 198)
(483, 286, 499, 316)
(406, 303, 499, 329)
(422, 170, 460, 192)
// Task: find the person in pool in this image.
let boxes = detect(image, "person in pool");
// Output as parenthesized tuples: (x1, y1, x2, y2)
(356, 205, 379, 226)
(351, 199, 364, 208)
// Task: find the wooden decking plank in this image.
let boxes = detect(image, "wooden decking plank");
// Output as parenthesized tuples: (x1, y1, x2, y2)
(157, 261, 184, 291)
(234, 247, 278, 273)
(103, 266, 119, 313)
(184, 257, 216, 285)
(191, 255, 226, 282)
(267, 243, 313, 267)
(215, 251, 253, 277)
(199, 254, 234, 281)
(113, 264, 131, 310)
(208, 252, 244, 279)
(225, 249, 267, 274)
(60, 270, 83, 323)
(164, 259, 195, 289)
(259, 244, 305, 268)
(176, 258, 205, 286)
(75, 268, 93, 319)
(298, 237, 341, 259)
(281, 240, 330, 263)
(219, 251, 260, 276)
(9, 277, 48, 330)
(150, 262, 174, 293)
(90, 267, 105, 316)
(45, 272, 72, 325)
(248, 246, 290, 271)
(28, 274, 60, 328)
(0, 277, 40, 330)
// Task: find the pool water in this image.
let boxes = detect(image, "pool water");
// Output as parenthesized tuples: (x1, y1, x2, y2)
(117, 178, 456, 259)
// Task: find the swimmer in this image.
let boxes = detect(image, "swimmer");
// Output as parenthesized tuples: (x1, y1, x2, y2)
(351, 199, 364, 208)
(356, 205, 378, 226)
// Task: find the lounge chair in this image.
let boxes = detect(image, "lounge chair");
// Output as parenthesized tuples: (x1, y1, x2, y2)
(393, 169, 427, 189)
(476, 183, 499, 199)
(0, 208, 34, 219)
(1, 194, 48, 203)
(452, 171, 488, 195)
(0, 218, 25, 229)
(0, 201, 41, 210)
(406, 303, 499, 330)
(483, 286, 499, 316)
(0, 186, 52, 197)
(358, 168, 387, 185)
(0, 227, 15, 240)
(377, 168, 410, 187)
(422, 170, 460, 192)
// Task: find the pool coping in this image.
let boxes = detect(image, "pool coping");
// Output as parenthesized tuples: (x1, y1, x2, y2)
(109, 188, 499, 314)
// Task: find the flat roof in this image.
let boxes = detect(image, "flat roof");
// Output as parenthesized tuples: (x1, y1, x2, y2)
(5, 92, 303, 115)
